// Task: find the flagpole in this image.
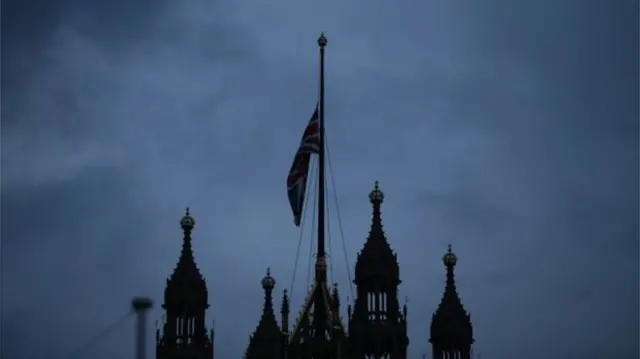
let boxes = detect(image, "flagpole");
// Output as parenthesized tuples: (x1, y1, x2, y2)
(316, 32, 328, 283)
(313, 33, 330, 357)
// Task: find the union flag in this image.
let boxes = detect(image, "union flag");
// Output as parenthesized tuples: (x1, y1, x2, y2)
(287, 105, 320, 226)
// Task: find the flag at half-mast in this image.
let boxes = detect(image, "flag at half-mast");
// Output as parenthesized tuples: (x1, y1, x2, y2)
(287, 105, 320, 226)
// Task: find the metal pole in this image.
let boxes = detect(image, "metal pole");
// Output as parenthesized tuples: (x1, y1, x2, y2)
(132, 297, 153, 359)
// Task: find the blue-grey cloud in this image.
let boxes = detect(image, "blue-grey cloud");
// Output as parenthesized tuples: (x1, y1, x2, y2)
(2, 0, 637, 359)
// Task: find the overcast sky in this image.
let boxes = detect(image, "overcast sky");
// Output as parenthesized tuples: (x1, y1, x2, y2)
(2, 0, 638, 358)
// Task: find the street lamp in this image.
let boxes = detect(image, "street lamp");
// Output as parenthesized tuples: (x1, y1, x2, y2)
(132, 297, 153, 359)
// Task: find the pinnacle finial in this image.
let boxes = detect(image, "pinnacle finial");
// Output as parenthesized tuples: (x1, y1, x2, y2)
(261, 267, 276, 290)
(369, 180, 384, 203)
(180, 207, 195, 231)
(443, 244, 457, 267)
(318, 32, 327, 47)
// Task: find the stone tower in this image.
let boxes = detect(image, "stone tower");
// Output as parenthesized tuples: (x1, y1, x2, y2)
(348, 181, 409, 359)
(429, 245, 473, 359)
(157, 209, 214, 359)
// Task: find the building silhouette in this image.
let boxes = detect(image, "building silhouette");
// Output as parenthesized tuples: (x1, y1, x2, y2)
(157, 208, 214, 359)
(244, 267, 283, 358)
(347, 181, 408, 358)
(429, 245, 474, 359)
(156, 184, 474, 359)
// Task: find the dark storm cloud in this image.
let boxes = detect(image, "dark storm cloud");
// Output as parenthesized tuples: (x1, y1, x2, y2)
(2, 0, 637, 359)
(2, 0, 165, 127)
(2, 0, 263, 358)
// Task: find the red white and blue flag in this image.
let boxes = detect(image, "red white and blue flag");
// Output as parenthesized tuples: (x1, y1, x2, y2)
(287, 105, 320, 226)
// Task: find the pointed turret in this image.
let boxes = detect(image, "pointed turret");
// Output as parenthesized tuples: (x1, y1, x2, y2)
(157, 208, 214, 359)
(354, 181, 400, 284)
(329, 283, 348, 359)
(429, 245, 473, 359)
(349, 181, 408, 359)
(281, 289, 290, 334)
(280, 289, 290, 359)
(244, 268, 282, 359)
(165, 208, 207, 303)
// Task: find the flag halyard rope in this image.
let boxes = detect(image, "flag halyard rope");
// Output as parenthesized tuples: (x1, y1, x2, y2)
(289, 111, 355, 305)
(289, 155, 318, 302)
(325, 132, 355, 300)
(326, 175, 335, 284)
(306, 165, 319, 291)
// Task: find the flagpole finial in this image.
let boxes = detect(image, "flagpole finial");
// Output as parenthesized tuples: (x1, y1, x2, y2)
(318, 33, 327, 48)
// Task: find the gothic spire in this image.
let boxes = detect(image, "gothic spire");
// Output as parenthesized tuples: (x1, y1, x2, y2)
(433, 245, 469, 321)
(158, 208, 213, 359)
(280, 288, 290, 334)
(354, 181, 400, 284)
(244, 268, 282, 359)
(349, 181, 408, 359)
(430, 245, 473, 359)
(165, 208, 207, 300)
